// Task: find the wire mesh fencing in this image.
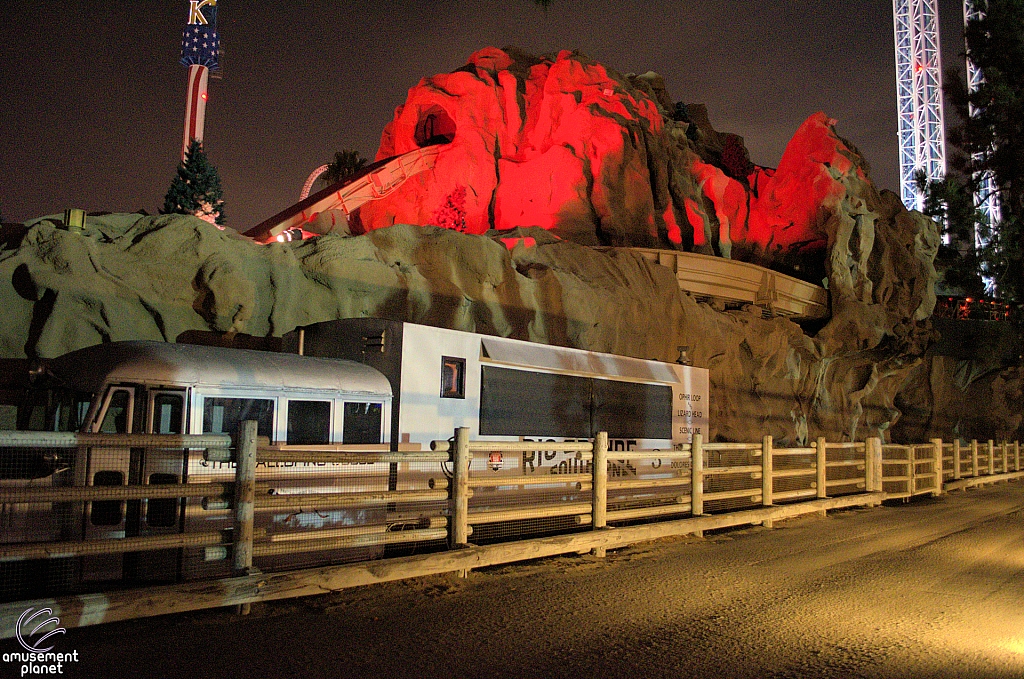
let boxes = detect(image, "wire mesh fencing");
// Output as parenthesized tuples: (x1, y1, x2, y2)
(242, 446, 450, 571)
(459, 439, 595, 544)
(605, 447, 692, 524)
(4, 426, 1023, 611)
(880, 443, 941, 498)
(0, 434, 231, 603)
(770, 445, 818, 504)
(824, 442, 868, 497)
(910, 444, 940, 495)
(700, 442, 763, 514)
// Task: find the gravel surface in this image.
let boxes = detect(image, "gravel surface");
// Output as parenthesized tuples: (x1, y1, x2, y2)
(5, 483, 1024, 679)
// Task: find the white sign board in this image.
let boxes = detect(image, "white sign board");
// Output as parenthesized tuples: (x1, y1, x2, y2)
(670, 365, 710, 444)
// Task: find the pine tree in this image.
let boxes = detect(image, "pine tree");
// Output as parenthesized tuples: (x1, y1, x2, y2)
(915, 171, 987, 296)
(162, 139, 226, 226)
(923, 0, 1024, 300)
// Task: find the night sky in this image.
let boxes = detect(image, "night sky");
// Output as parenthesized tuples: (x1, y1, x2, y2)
(2, 0, 970, 230)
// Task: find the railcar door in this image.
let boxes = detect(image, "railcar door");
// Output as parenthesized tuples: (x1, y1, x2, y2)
(124, 389, 188, 583)
(81, 386, 189, 584)
(81, 385, 136, 583)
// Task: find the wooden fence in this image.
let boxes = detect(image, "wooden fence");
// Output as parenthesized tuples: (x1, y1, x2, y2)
(1, 427, 1021, 636)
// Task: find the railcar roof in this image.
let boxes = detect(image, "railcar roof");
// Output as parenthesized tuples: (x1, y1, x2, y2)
(47, 341, 392, 397)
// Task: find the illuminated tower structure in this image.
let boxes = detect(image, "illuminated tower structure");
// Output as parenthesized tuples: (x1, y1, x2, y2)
(893, 0, 947, 213)
(180, 1, 221, 161)
(963, 0, 1002, 246)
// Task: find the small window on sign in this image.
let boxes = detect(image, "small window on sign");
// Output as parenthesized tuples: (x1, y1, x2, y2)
(441, 357, 466, 399)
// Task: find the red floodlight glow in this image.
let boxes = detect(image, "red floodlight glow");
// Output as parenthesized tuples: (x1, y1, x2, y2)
(201, 91, 209, 101)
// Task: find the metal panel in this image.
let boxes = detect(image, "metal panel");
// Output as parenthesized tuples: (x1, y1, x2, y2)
(479, 366, 591, 438)
(479, 336, 682, 383)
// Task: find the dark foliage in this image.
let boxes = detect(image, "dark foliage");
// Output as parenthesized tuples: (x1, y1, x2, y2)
(672, 102, 699, 142)
(320, 149, 368, 187)
(921, 0, 1024, 300)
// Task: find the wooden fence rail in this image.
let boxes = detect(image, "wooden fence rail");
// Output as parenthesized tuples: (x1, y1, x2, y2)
(1, 427, 1022, 636)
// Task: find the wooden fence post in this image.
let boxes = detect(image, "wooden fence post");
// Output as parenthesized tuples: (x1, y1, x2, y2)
(1002, 442, 1009, 474)
(930, 438, 943, 496)
(451, 427, 470, 552)
(592, 432, 609, 558)
(1016, 441, 1020, 472)
(816, 436, 828, 503)
(761, 435, 774, 527)
(691, 433, 704, 537)
(972, 440, 979, 477)
(953, 440, 962, 481)
(863, 439, 873, 493)
(907, 445, 916, 496)
(233, 419, 257, 615)
(865, 437, 882, 494)
(988, 440, 996, 475)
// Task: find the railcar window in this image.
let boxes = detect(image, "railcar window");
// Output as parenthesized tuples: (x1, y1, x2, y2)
(592, 380, 672, 440)
(91, 471, 124, 526)
(14, 387, 50, 430)
(343, 402, 382, 444)
(19, 402, 47, 431)
(287, 400, 331, 445)
(10, 389, 88, 432)
(0, 449, 62, 480)
(146, 473, 180, 528)
(152, 393, 184, 435)
(99, 390, 132, 434)
(441, 356, 466, 399)
(479, 366, 591, 438)
(54, 396, 91, 433)
(0, 404, 15, 430)
(202, 397, 275, 440)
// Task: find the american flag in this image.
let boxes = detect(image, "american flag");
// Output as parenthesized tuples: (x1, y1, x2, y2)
(180, 1, 220, 70)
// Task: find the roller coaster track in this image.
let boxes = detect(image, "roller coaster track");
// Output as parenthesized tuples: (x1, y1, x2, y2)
(244, 145, 444, 243)
(628, 248, 830, 320)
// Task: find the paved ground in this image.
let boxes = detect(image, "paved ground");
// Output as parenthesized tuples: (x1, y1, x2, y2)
(4, 483, 1024, 679)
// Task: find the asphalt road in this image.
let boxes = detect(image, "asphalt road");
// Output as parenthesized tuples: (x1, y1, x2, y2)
(5, 483, 1024, 679)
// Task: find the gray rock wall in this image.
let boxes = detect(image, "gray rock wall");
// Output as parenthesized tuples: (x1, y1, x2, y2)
(2, 207, 1015, 444)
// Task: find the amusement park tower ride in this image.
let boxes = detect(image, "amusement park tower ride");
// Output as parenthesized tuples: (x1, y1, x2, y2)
(179, 1, 220, 161)
(893, 0, 946, 213)
(893, 0, 999, 244)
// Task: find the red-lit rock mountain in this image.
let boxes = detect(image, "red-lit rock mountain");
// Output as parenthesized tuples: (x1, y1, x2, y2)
(358, 47, 869, 274)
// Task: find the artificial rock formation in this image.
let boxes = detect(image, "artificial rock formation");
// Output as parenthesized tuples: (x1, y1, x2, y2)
(355, 47, 958, 442)
(0, 203, 999, 445)
(0, 217, 683, 364)
(359, 48, 877, 276)
(2, 47, 1018, 443)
